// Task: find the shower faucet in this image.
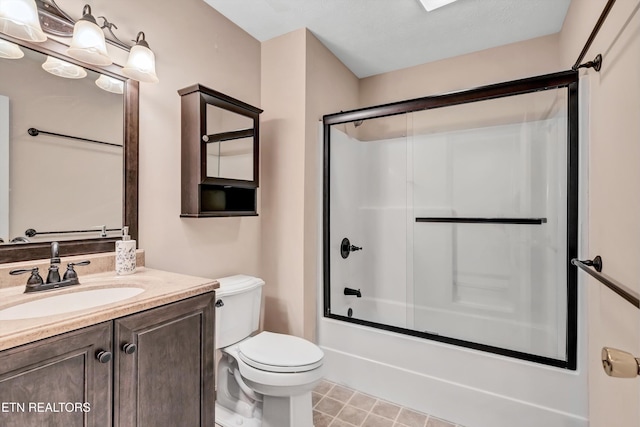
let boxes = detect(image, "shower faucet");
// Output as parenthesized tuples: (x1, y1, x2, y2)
(344, 287, 362, 298)
(340, 238, 362, 259)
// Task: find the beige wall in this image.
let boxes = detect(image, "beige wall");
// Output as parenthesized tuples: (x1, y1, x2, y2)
(260, 29, 307, 336)
(359, 33, 562, 105)
(260, 29, 358, 339)
(560, 0, 640, 426)
(50, 0, 263, 279)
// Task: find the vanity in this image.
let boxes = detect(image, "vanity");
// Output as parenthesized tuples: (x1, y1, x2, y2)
(0, 257, 218, 427)
(0, 5, 224, 426)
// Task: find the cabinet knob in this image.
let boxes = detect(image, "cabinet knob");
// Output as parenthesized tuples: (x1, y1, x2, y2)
(96, 350, 112, 363)
(122, 343, 137, 354)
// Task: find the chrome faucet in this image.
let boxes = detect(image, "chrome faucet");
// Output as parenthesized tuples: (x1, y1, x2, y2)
(9, 242, 91, 293)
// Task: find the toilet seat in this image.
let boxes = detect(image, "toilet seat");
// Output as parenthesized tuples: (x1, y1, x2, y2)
(238, 332, 324, 373)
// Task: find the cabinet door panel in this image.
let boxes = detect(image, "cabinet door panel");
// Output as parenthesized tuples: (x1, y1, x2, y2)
(0, 322, 112, 427)
(114, 293, 215, 427)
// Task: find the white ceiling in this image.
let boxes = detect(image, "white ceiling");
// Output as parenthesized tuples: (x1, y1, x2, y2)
(203, 0, 572, 78)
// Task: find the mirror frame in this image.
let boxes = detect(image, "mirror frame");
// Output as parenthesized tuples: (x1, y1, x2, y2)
(0, 34, 139, 263)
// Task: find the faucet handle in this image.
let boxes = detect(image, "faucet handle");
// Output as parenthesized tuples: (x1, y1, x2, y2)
(10, 267, 44, 286)
(63, 260, 91, 280)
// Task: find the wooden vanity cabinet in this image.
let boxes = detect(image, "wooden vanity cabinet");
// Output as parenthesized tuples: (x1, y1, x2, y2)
(114, 292, 215, 427)
(0, 322, 113, 427)
(0, 292, 215, 427)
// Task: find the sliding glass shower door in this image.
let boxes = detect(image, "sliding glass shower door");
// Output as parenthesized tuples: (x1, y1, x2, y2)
(323, 71, 578, 368)
(408, 89, 570, 362)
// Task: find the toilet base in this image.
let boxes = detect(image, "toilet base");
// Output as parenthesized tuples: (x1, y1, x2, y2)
(262, 392, 313, 427)
(216, 392, 313, 427)
(215, 402, 261, 427)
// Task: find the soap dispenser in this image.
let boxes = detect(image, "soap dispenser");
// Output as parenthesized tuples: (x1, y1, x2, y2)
(115, 226, 136, 275)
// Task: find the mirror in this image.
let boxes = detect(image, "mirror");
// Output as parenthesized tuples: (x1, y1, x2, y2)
(205, 105, 254, 181)
(0, 34, 138, 263)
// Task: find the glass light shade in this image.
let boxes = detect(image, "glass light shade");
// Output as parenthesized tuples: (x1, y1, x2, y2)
(41, 56, 87, 79)
(0, 38, 24, 59)
(67, 19, 111, 66)
(122, 44, 158, 83)
(0, 0, 46, 42)
(95, 74, 124, 94)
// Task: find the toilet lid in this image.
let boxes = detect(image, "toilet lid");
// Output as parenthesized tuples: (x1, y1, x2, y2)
(238, 331, 324, 373)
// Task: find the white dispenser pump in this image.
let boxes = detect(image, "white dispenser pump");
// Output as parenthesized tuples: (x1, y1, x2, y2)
(115, 226, 136, 275)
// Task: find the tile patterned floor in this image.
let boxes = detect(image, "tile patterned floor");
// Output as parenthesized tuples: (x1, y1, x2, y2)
(312, 380, 463, 427)
(216, 379, 464, 427)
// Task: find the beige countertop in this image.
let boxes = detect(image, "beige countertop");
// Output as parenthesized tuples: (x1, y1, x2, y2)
(0, 267, 218, 351)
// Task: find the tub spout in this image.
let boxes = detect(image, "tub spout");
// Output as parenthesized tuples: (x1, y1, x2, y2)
(344, 287, 362, 298)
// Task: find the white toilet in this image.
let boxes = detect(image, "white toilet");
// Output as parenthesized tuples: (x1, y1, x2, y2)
(214, 275, 324, 427)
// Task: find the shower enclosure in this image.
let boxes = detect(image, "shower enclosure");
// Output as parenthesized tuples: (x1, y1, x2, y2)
(323, 71, 578, 368)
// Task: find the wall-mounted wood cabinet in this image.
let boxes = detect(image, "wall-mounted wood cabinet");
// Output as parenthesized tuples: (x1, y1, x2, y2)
(179, 84, 262, 217)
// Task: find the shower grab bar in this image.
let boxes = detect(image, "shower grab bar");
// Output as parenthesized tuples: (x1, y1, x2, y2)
(415, 217, 547, 225)
(572, 257, 640, 309)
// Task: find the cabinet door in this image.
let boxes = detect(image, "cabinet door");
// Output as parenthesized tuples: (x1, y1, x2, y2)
(114, 292, 215, 427)
(0, 322, 112, 427)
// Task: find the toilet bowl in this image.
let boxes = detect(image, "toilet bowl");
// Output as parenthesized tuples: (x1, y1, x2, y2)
(214, 275, 324, 427)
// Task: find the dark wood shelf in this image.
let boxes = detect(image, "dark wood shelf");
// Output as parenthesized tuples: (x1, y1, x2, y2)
(179, 84, 262, 217)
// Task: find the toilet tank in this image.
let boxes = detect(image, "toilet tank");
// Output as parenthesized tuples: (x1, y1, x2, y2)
(215, 275, 265, 349)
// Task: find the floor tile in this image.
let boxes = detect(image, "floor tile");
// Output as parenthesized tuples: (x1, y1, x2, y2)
(362, 413, 395, 427)
(218, 379, 460, 427)
(371, 400, 401, 420)
(313, 391, 323, 407)
(396, 408, 427, 427)
(328, 384, 356, 402)
(316, 396, 346, 417)
(314, 409, 335, 427)
(349, 392, 377, 412)
(336, 405, 368, 426)
(314, 379, 336, 395)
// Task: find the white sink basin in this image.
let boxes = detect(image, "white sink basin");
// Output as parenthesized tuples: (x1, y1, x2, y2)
(0, 287, 145, 321)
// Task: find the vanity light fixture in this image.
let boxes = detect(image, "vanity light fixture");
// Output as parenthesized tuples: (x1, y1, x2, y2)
(95, 74, 124, 94)
(418, 0, 458, 12)
(67, 5, 111, 66)
(0, 0, 46, 42)
(0, 38, 24, 59)
(42, 55, 87, 79)
(122, 32, 158, 83)
(0, 1, 159, 83)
